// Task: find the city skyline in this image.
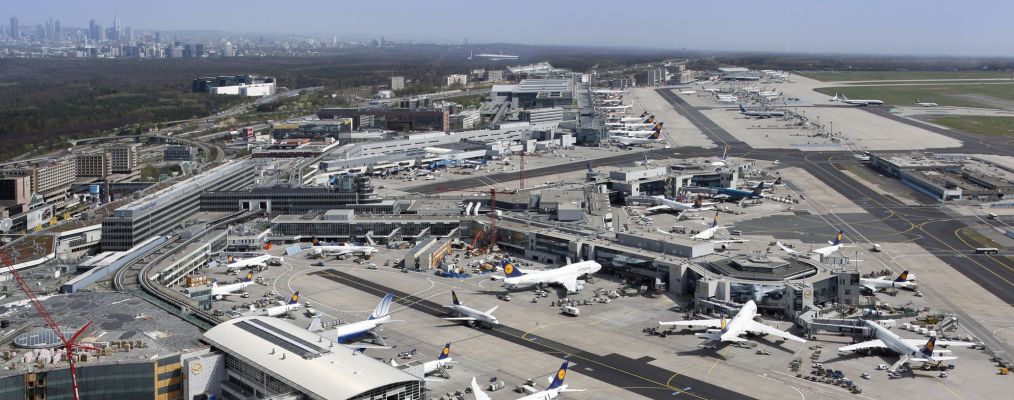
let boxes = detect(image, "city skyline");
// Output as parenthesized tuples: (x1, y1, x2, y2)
(4, 0, 1014, 57)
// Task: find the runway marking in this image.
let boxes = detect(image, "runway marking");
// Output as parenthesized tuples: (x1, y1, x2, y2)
(953, 227, 1014, 273)
(932, 379, 967, 400)
(313, 269, 722, 400)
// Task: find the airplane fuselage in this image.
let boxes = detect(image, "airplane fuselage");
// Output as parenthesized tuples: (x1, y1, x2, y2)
(503, 261, 601, 288)
(448, 304, 499, 326)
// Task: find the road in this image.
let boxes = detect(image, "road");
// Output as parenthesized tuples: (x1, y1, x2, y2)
(313, 269, 752, 400)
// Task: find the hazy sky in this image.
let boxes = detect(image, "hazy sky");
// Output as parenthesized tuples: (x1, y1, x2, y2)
(8, 0, 1013, 56)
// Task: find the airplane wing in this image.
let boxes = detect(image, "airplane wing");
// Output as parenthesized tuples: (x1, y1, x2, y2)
(745, 321, 807, 343)
(902, 339, 977, 348)
(839, 339, 886, 352)
(471, 378, 492, 400)
(555, 275, 579, 293)
(776, 242, 799, 255)
(711, 239, 749, 244)
(443, 317, 478, 321)
(646, 205, 671, 212)
(658, 319, 723, 328)
(860, 284, 878, 292)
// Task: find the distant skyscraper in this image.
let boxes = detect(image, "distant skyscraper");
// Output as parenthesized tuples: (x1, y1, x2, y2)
(391, 76, 405, 90)
(89, 19, 98, 41)
(195, 44, 205, 57)
(54, 19, 62, 40)
(10, 16, 20, 40)
(45, 18, 53, 41)
(125, 26, 133, 43)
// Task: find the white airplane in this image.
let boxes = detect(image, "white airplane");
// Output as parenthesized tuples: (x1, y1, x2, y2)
(612, 112, 652, 123)
(471, 361, 581, 400)
(496, 258, 601, 293)
(915, 99, 939, 107)
(779, 230, 851, 257)
(711, 146, 730, 167)
(600, 104, 633, 110)
(605, 122, 655, 128)
(592, 89, 624, 94)
(647, 195, 715, 217)
(745, 177, 783, 189)
(443, 291, 500, 327)
(659, 300, 806, 344)
(716, 96, 739, 104)
(831, 93, 884, 106)
(309, 293, 397, 346)
(704, 88, 721, 93)
(758, 90, 781, 98)
(691, 212, 725, 240)
(610, 131, 663, 147)
(262, 291, 303, 317)
(677, 89, 697, 95)
(597, 98, 623, 104)
(211, 272, 255, 299)
(860, 270, 918, 291)
(311, 240, 378, 257)
(391, 343, 455, 378)
(838, 320, 976, 372)
(223, 254, 275, 270)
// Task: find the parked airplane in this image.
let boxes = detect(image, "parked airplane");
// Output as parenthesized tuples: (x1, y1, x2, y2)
(691, 212, 726, 240)
(678, 89, 697, 95)
(471, 361, 580, 400)
(211, 272, 255, 299)
(714, 184, 765, 201)
(609, 131, 663, 147)
(608, 123, 664, 138)
(860, 271, 918, 291)
(831, 93, 884, 106)
(746, 177, 783, 189)
(592, 89, 625, 94)
(443, 291, 500, 327)
(739, 104, 786, 118)
(716, 95, 740, 104)
(711, 146, 730, 167)
(646, 195, 715, 217)
(391, 343, 455, 378)
(309, 293, 397, 346)
(311, 240, 378, 257)
(262, 291, 302, 317)
(659, 300, 807, 344)
(838, 320, 976, 372)
(915, 99, 939, 107)
(605, 122, 656, 128)
(776, 230, 851, 257)
(496, 258, 602, 293)
(224, 254, 275, 270)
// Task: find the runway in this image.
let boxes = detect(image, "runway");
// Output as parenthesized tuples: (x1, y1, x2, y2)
(312, 269, 753, 400)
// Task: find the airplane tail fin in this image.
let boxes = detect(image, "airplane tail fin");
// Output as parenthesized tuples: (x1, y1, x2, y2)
(649, 130, 661, 140)
(438, 342, 451, 360)
(693, 196, 703, 208)
(921, 336, 937, 355)
(547, 361, 570, 390)
(502, 258, 524, 277)
(752, 185, 764, 196)
(720, 312, 728, 332)
(451, 290, 462, 306)
(227, 255, 235, 264)
(831, 230, 845, 246)
(307, 315, 323, 332)
(369, 293, 394, 320)
(774, 177, 782, 185)
(710, 212, 720, 228)
(640, 111, 648, 117)
(894, 270, 910, 282)
(244, 272, 254, 282)
(739, 104, 747, 112)
(288, 291, 301, 305)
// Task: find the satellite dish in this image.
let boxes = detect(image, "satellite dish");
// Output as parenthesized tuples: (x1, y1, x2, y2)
(0, 218, 12, 233)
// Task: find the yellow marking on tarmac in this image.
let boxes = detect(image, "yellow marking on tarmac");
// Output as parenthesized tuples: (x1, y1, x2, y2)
(932, 380, 966, 400)
(315, 270, 715, 399)
(954, 227, 1014, 272)
(707, 346, 730, 375)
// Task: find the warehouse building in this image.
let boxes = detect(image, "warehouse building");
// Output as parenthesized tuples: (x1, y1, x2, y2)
(191, 317, 424, 400)
(192, 75, 276, 97)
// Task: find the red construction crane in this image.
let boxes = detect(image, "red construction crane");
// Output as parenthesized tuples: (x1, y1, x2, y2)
(0, 244, 96, 400)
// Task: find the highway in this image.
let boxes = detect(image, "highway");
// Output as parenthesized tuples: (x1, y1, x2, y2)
(313, 269, 752, 400)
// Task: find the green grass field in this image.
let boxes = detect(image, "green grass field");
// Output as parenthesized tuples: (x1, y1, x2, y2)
(801, 70, 1014, 82)
(813, 84, 1014, 109)
(929, 116, 1014, 138)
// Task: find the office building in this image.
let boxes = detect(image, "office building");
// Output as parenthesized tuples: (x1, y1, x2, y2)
(0, 158, 77, 202)
(390, 76, 405, 90)
(9, 16, 19, 40)
(445, 74, 468, 87)
(164, 145, 198, 161)
(0, 176, 31, 206)
(110, 144, 140, 175)
(76, 153, 110, 179)
(101, 160, 256, 251)
(192, 75, 276, 97)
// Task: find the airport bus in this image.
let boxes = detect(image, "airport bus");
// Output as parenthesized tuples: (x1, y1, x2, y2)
(975, 247, 999, 255)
